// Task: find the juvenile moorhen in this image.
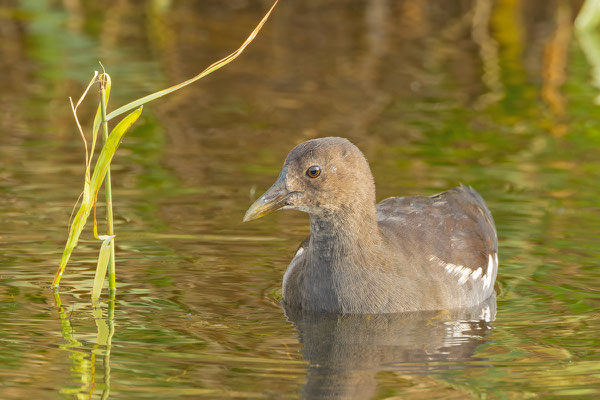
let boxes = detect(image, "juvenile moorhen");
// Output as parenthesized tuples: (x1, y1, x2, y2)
(244, 137, 498, 314)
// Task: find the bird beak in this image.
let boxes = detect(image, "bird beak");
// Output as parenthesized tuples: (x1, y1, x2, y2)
(243, 167, 292, 222)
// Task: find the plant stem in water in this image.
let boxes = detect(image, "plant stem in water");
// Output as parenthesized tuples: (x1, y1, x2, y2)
(100, 77, 116, 299)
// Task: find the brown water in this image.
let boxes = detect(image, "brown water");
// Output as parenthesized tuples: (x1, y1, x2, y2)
(1, 1, 600, 398)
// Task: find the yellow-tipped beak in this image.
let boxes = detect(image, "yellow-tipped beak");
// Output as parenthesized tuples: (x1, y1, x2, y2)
(243, 168, 291, 222)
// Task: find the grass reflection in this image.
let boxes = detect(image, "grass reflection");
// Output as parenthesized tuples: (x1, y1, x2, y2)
(54, 293, 115, 399)
(92, 299, 115, 400)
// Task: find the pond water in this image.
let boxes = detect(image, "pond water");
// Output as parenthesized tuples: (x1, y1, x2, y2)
(1, 1, 600, 398)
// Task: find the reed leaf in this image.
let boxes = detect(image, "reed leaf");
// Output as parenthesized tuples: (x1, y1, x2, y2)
(92, 237, 112, 301)
(52, 106, 143, 289)
(90, 74, 111, 173)
(69, 70, 98, 176)
(104, 0, 278, 122)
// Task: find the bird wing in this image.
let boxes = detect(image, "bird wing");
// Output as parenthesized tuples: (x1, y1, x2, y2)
(376, 184, 498, 304)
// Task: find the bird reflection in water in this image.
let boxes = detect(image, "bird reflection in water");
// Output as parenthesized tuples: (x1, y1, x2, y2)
(284, 295, 496, 399)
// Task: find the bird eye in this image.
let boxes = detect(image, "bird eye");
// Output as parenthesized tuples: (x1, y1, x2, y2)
(306, 165, 321, 178)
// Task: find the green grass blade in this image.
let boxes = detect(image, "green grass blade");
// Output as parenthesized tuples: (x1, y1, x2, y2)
(105, 0, 278, 122)
(90, 74, 111, 171)
(89, 106, 142, 197)
(92, 237, 112, 301)
(52, 106, 143, 289)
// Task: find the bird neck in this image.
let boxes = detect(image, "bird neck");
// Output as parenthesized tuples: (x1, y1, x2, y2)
(301, 203, 389, 313)
(307, 204, 382, 269)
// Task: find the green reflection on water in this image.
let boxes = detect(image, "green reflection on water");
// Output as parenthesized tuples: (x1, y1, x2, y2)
(54, 293, 114, 399)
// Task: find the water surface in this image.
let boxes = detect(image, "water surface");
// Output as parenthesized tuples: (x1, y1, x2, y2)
(1, 1, 600, 398)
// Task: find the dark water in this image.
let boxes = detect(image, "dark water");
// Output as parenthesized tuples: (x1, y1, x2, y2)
(2, 1, 600, 398)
